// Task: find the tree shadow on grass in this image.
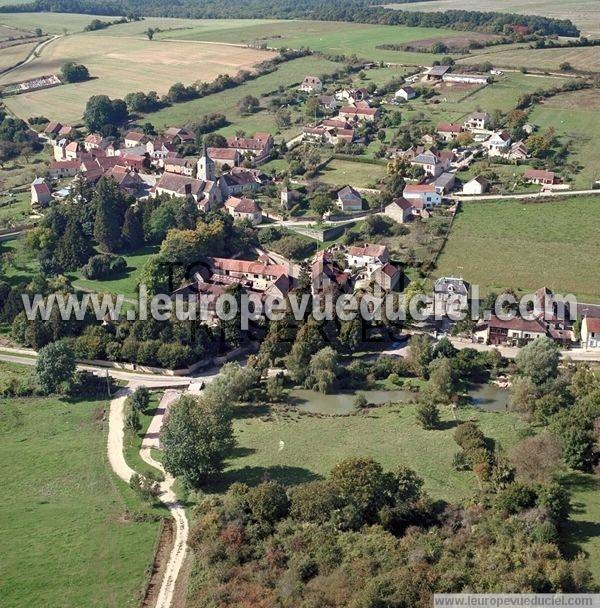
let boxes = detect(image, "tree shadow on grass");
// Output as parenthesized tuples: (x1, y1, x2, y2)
(210, 465, 322, 494)
(436, 419, 460, 431)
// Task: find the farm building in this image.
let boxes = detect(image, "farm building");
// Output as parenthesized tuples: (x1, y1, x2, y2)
(426, 65, 451, 81)
(394, 86, 416, 101)
(581, 316, 600, 350)
(384, 198, 414, 223)
(462, 176, 489, 195)
(336, 186, 363, 212)
(442, 73, 489, 85)
(31, 177, 52, 206)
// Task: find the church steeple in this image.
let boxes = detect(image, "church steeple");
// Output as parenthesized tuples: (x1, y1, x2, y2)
(197, 143, 215, 181)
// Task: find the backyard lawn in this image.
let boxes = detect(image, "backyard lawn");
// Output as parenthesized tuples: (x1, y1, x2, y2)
(435, 196, 600, 302)
(0, 364, 162, 608)
(315, 158, 387, 188)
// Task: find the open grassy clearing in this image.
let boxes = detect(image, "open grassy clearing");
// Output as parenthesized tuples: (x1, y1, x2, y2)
(435, 196, 600, 302)
(562, 472, 600, 584)
(146, 54, 341, 132)
(0, 191, 32, 227)
(459, 45, 600, 73)
(529, 89, 600, 190)
(0, 33, 272, 123)
(385, 0, 600, 37)
(0, 367, 162, 608)
(0, 11, 109, 34)
(315, 158, 387, 188)
(226, 401, 528, 504)
(154, 18, 466, 65)
(69, 244, 158, 300)
(0, 39, 37, 72)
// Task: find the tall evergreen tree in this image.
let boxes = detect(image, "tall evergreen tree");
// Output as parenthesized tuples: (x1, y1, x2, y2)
(122, 206, 145, 251)
(55, 218, 94, 271)
(93, 177, 128, 252)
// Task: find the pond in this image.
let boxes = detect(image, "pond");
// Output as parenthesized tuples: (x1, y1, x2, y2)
(288, 384, 509, 415)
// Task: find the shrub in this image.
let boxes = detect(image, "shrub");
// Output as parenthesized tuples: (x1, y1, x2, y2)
(80, 254, 127, 280)
(415, 399, 440, 430)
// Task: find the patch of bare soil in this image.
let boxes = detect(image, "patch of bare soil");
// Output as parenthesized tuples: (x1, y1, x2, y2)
(141, 518, 175, 608)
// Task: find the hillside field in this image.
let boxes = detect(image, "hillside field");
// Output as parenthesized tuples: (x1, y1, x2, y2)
(435, 196, 600, 302)
(0, 364, 162, 608)
(0, 34, 272, 123)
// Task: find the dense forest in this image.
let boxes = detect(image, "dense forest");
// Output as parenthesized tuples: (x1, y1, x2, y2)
(0, 0, 580, 37)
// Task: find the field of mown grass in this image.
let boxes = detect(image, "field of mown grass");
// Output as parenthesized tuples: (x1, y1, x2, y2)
(152, 18, 464, 65)
(0, 364, 162, 608)
(226, 401, 528, 504)
(435, 196, 600, 302)
(459, 45, 600, 73)
(0, 33, 272, 123)
(0, 11, 108, 33)
(0, 39, 37, 72)
(528, 89, 600, 190)
(315, 158, 387, 188)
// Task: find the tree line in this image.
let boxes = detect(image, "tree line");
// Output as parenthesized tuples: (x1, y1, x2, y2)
(0, 0, 580, 37)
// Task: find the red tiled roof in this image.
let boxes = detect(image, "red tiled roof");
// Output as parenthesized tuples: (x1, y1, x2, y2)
(207, 147, 238, 161)
(224, 196, 261, 214)
(404, 183, 436, 193)
(524, 168, 555, 181)
(211, 257, 286, 277)
(347, 244, 387, 258)
(585, 317, 600, 332)
(437, 122, 462, 133)
(488, 315, 547, 333)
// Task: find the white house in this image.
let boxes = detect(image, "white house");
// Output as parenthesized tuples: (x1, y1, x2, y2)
(345, 243, 389, 272)
(299, 76, 323, 93)
(336, 185, 363, 212)
(463, 112, 489, 131)
(462, 176, 489, 195)
(581, 316, 600, 350)
(402, 183, 441, 210)
(394, 86, 416, 101)
(31, 177, 52, 206)
(124, 131, 148, 148)
(484, 131, 511, 156)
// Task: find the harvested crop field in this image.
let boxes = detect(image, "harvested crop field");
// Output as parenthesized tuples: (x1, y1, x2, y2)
(0, 39, 38, 72)
(0, 33, 272, 123)
(458, 45, 600, 73)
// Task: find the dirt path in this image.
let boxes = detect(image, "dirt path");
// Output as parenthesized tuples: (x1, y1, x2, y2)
(0, 34, 61, 79)
(139, 390, 189, 608)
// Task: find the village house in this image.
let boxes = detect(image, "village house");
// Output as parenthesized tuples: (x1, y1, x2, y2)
(226, 132, 273, 161)
(84, 133, 108, 152)
(124, 131, 149, 148)
(104, 165, 146, 197)
(155, 173, 219, 211)
(209, 257, 290, 294)
(508, 141, 529, 160)
(207, 147, 241, 170)
(484, 131, 511, 156)
(384, 198, 414, 223)
(478, 315, 548, 346)
(317, 95, 337, 111)
(31, 177, 52, 206)
(163, 127, 195, 145)
(462, 176, 489, 195)
(433, 172, 456, 195)
(523, 168, 557, 185)
(224, 196, 263, 224)
(372, 262, 401, 291)
(311, 250, 351, 295)
(394, 86, 416, 101)
(410, 150, 443, 177)
(436, 122, 463, 142)
(581, 316, 600, 350)
(146, 138, 177, 161)
(120, 152, 146, 172)
(336, 185, 363, 212)
(336, 88, 370, 104)
(219, 167, 266, 198)
(345, 243, 389, 273)
(403, 183, 442, 210)
(48, 159, 81, 179)
(43, 121, 72, 144)
(434, 277, 470, 315)
(299, 76, 323, 93)
(164, 157, 196, 177)
(463, 111, 489, 131)
(339, 105, 381, 123)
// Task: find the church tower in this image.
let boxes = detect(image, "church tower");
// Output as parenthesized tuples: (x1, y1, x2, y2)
(197, 144, 215, 182)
